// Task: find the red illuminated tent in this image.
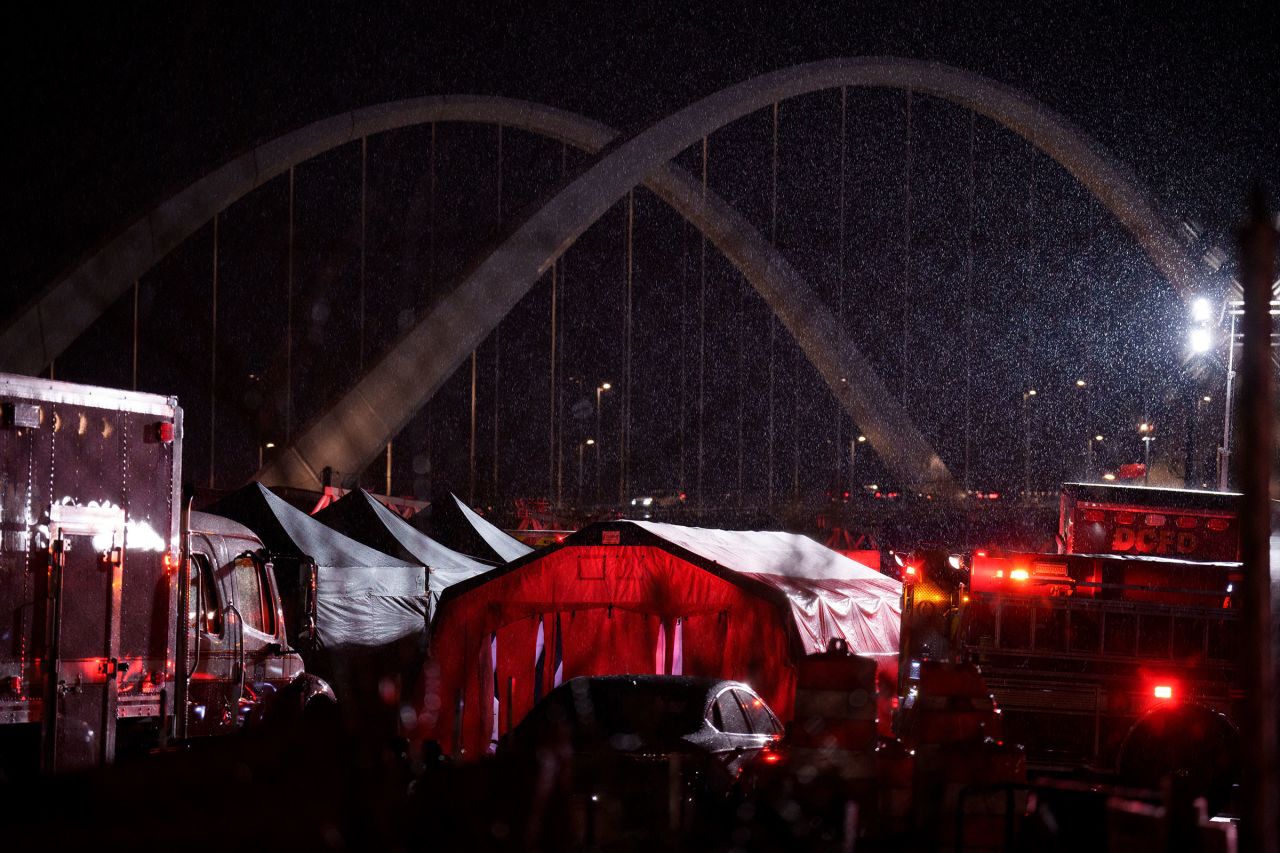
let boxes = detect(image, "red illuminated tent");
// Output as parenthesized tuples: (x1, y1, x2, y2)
(422, 520, 901, 759)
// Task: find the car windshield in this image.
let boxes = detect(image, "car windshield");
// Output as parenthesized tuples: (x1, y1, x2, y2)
(566, 679, 708, 751)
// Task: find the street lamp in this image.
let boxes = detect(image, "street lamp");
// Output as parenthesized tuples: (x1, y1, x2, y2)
(1087, 434, 1103, 481)
(595, 383, 612, 502)
(1075, 379, 1090, 478)
(1138, 422, 1154, 486)
(850, 434, 867, 494)
(259, 441, 276, 469)
(1188, 327, 1213, 354)
(577, 438, 595, 506)
(1022, 389, 1037, 496)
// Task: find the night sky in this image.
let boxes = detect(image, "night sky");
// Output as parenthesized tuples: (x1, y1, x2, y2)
(5, 3, 1278, 509)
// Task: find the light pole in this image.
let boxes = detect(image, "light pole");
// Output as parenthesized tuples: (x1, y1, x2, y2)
(1196, 396, 1211, 488)
(258, 440, 276, 471)
(1218, 306, 1238, 490)
(1022, 388, 1037, 496)
(595, 383, 611, 502)
(1138, 422, 1154, 486)
(577, 438, 595, 506)
(1087, 434, 1103, 481)
(850, 434, 866, 495)
(1075, 379, 1088, 480)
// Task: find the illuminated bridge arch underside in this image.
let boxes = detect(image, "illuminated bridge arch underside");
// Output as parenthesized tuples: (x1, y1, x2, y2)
(6, 58, 1201, 491)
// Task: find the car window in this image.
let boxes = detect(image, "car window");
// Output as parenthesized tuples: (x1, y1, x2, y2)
(188, 553, 222, 636)
(233, 554, 274, 635)
(711, 691, 751, 734)
(735, 689, 782, 735)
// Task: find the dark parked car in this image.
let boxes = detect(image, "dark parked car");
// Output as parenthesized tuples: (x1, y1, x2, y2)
(500, 675, 784, 846)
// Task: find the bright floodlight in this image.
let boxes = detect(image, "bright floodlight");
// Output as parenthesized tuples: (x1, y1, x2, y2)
(857, 434, 867, 443)
(1191, 297, 1212, 323)
(1094, 435, 1104, 442)
(601, 382, 611, 390)
(585, 438, 595, 445)
(1189, 327, 1213, 353)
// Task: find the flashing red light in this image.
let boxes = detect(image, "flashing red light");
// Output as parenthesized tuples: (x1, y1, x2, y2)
(678, 492, 687, 502)
(1009, 568, 1030, 582)
(904, 566, 917, 577)
(976, 550, 987, 557)
(156, 422, 175, 443)
(1153, 684, 1173, 700)
(761, 750, 783, 764)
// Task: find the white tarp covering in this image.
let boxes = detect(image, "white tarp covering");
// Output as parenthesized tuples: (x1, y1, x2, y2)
(632, 520, 902, 657)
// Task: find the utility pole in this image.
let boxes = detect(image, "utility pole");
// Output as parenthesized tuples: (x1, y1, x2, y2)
(1235, 189, 1276, 853)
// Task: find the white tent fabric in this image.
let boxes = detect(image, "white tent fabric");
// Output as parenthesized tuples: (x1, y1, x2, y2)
(452, 493, 534, 562)
(631, 520, 901, 657)
(362, 492, 492, 598)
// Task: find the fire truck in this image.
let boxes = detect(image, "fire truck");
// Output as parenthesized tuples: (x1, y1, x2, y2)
(900, 482, 1243, 801)
(0, 374, 329, 775)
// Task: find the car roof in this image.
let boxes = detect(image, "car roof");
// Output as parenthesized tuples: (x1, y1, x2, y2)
(559, 674, 745, 693)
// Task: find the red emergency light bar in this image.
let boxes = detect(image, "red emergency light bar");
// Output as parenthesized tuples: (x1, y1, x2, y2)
(970, 553, 1075, 594)
(1153, 684, 1173, 700)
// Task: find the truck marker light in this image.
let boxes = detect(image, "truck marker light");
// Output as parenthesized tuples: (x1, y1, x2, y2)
(1153, 685, 1173, 700)
(1009, 568, 1030, 582)
(994, 569, 1004, 578)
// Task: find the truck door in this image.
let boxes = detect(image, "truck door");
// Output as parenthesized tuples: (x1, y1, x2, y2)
(183, 543, 238, 737)
(228, 552, 287, 725)
(43, 503, 127, 772)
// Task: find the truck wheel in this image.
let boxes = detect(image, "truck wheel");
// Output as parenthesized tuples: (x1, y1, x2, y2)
(266, 673, 337, 728)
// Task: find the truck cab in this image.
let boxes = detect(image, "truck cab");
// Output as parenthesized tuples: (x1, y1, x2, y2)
(179, 511, 309, 739)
